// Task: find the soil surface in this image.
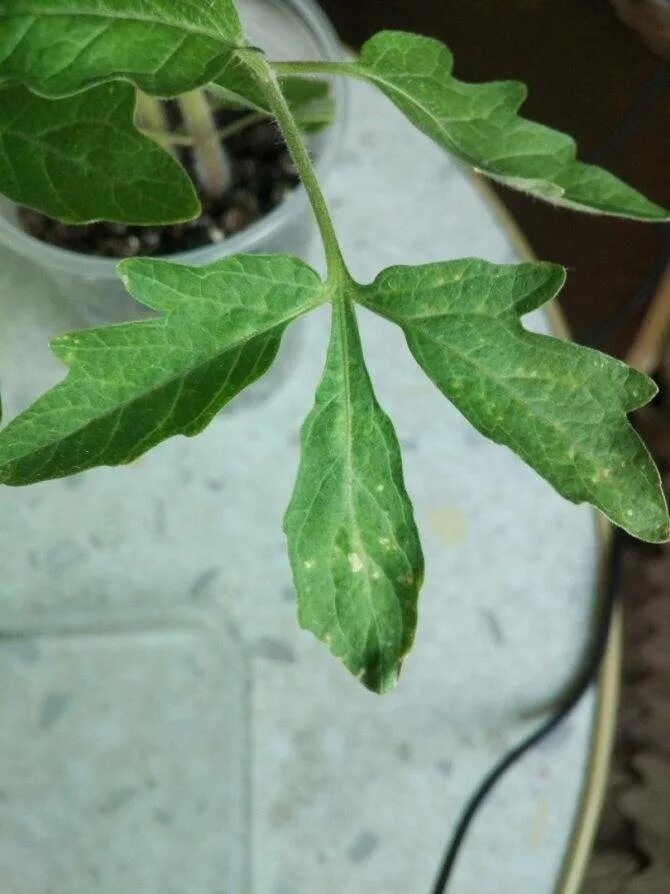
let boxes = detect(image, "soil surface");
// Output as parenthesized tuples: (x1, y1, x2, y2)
(19, 109, 300, 259)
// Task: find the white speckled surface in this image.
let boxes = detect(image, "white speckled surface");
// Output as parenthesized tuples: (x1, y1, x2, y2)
(0, 78, 600, 894)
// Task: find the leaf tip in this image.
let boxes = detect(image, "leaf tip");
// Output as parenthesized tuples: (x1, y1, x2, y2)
(615, 496, 670, 545)
(512, 261, 566, 315)
(540, 261, 568, 295)
(634, 201, 670, 223)
(116, 256, 152, 293)
(356, 659, 404, 695)
(646, 506, 670, 544)
(624, 367, 659, 411)
(117, 261, 132, 291)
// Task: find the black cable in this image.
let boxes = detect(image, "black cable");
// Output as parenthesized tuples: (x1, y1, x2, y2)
(427, 40, 669, 894)
(430, 530, 625, 894)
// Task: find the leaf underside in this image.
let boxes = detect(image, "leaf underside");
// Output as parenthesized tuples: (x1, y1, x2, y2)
(359, 259, 669, 543)
(0, 0, 243, 97)
(0, 254, 323, 484)
(284, 297, 423, 693)
(349, 31, 669, 221)
(0, 82, 199, 224)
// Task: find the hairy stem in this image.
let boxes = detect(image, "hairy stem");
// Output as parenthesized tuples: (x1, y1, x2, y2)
(271, 60, 351, 77)
(239, 50, 350, 284)
(178, 89, 233, 198)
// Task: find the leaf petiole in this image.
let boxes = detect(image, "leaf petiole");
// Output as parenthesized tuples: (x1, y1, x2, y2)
(238, 49, 351, 286)
(271, 60, 349, 77)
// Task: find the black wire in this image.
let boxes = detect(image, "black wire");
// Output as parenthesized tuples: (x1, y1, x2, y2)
(429, 43, 668, 894)
(430, 531, 625, 894)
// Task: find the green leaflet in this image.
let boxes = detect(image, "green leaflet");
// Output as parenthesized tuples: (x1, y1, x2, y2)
(285, 296, 423, 693)
(213, 57, 334, 133)
(0, 255, 323, 484)
(343, 31, 669, 221)
(359, 259, 670, 543)
(0, 0, 242, 97)
(0, 83, 198, 224)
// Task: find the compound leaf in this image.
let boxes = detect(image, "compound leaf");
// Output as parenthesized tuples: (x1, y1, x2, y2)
(347, 31, 668, 221)
(285, 297, 423, 693)
(359, 259, 669, 542)
(0, 254, 323, 484)
(0, 82, 198, 224)
(0, 0, 243, 97)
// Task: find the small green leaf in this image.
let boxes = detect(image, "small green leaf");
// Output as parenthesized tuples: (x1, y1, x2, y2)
(291, 95, 335, 134)
(212, 57, 335, 133)
(285, 297, 423, 693)
(0, 255, 323, 484)
(347, 31, 668, 221)
(0, 83, 198, 224)
(359, 259, 669, 542)
(0, 0, 243, 97)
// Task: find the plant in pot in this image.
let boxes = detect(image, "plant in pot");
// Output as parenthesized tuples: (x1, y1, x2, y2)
(0, 0, 668, 702)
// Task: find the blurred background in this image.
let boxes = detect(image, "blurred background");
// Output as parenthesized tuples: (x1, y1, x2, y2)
(318, 1, 670, 891)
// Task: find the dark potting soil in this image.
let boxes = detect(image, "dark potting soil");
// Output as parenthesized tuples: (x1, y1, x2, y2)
(18, 110, 301, 259)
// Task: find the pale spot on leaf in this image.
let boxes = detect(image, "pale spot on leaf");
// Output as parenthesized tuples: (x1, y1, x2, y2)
(348, 552, 364, 573)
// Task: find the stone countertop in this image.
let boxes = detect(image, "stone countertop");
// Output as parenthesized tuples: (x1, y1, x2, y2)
(0, 78, 600, 893)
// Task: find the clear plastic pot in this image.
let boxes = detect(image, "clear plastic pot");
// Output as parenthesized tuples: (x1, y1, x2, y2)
(0, 0, 346, 328)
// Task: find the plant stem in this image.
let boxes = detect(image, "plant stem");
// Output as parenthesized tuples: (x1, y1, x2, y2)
(140, 112, 267, 149)
(178, 89, 233, 198)
(135, 91, 177, 158)
(271, 60, 352, 78)
(138, 129, 194, 148)
(217, 111, 266, 142)
(135, 91, 169, 132)
(239, 50, 351, 285)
